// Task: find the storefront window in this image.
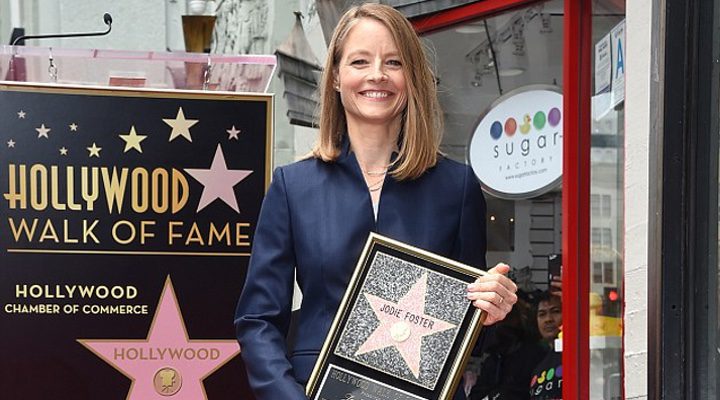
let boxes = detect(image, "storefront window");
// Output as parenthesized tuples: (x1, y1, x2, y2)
(421, 1, 566, 398)
(590, 1, 625, 398)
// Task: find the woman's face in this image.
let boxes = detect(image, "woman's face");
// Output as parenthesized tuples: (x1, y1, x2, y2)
(335, 18, 408, 131)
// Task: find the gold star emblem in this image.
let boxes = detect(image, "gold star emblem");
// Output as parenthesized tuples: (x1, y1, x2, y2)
(69, 123, 78, 131)
(87, 143, 102, 158)
(60, 147, 68, 156)
(119, 126, 148, 153)
(36, 124, 51, 138)
(163, 107, 198, 142)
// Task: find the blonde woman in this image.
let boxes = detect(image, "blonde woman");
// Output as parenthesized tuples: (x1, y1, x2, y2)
(235, 4, 517, 399)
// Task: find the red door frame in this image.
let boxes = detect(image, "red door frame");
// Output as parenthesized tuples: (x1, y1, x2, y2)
(411, 1, 593, 398)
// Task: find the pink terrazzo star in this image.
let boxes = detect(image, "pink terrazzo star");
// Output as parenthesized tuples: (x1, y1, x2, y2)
(184, 144, 253, 213)
(355, 273, 457, 378)
(78, 277, 240, 400)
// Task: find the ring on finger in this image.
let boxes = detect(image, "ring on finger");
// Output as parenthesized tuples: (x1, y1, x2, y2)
(498, 296, 504, 305)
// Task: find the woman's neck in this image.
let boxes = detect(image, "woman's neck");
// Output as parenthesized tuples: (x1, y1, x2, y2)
(347, 122, 400, 171)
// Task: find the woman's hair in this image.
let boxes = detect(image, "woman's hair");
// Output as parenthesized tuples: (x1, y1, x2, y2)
(312, 3, 443, 180)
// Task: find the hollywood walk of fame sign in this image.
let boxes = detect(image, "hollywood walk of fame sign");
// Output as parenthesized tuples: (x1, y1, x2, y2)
(0, 82, 272, 399)
(306, 233, 488, 400)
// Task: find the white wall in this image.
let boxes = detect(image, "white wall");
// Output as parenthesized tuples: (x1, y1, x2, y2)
(0, 0, 11, 45)
(22, 0, 169, 51)
(624, 0, 657, 398)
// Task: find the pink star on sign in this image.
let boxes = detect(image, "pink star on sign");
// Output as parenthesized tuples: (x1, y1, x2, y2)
(356, 273, 457, 378)
(184, 144, 253, 213)
(78, 277, 240, 400)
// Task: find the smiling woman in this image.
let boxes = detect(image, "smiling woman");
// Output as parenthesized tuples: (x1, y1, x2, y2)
(335, 18, 407, 137)
(233, 3, 519, 400)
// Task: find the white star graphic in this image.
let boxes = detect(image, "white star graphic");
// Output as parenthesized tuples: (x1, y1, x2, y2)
(119, 126, 148, 153)
(69, 123, 78, 131)
(227, 125, 241, 140)
(36, 124, 51, 138)
(163, 107, 198, 142)
(59, 147, 68, 156)
(184, 144, 253, 213)
(17, 110, 26, 119)
(7, 139, 16, 148)
(87, 143, 102, 158)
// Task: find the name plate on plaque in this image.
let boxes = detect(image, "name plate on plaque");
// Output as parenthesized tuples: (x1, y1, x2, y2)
(306, 233, 487, 400)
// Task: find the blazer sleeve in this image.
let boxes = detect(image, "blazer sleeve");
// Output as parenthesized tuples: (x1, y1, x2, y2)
(453, 164, 488, 270)
(234, 167, 307, 399)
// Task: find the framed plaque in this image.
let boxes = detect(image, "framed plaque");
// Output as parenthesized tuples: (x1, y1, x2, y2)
(306, 233, 487, 400)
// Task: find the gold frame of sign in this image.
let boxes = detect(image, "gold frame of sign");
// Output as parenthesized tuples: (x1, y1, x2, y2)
(306, 233, 487, 400)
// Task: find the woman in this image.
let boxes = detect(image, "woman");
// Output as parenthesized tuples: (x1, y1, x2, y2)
(235, 4, 518, 399)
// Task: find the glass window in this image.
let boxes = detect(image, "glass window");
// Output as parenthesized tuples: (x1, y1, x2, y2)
(591, 194, 600, 216)
(593, 262, 603, 284)
(421, 1, 565, 398)
(602, 194, 612, 217)
(590, 1, 625, 398)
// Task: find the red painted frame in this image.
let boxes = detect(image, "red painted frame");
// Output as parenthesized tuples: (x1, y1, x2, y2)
(412, 0, 593, 398)
(561, 1, 591, 399)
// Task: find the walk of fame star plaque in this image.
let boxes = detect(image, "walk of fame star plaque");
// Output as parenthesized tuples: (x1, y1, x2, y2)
(306, 233, 487, 400)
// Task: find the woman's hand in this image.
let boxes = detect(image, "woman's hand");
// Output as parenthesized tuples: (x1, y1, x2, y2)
(466, 263, 518, 326)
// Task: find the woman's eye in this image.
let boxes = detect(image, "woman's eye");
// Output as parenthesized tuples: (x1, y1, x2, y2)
(350, 59, 368, 66)
(388, 60, 402, 67)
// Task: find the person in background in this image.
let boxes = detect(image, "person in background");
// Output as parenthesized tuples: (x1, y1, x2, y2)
(234, 3, 518, 400)
(468, 294, 547, 400)
(529, 290, 563, 399)
(536, 290, 562, 346)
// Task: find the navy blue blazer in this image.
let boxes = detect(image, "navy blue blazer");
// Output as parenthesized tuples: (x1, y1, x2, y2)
(234, 143, 487, 399)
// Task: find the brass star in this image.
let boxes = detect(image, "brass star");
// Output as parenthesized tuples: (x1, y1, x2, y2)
(163, 107, 198, 142)
(60, 147, 69, 156)
(119, 126, 148, 153)
(87, 143, 102, 158)
(69, 123, 78, 131)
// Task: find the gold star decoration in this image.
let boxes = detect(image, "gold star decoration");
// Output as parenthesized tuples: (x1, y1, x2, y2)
(17, 110, 26, 119)
(36, 124, 51, 138)
(60, 147, 68, 156)
(119, 126, 148, 153)
(87, 143, 102, 158)
(69, 123, 78, 132)
(163, 107, 198, 142)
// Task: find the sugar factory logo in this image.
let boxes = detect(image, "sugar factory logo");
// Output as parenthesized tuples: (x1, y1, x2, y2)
(78, 277, 240, 399)
(529, 363, 562, 397)
(469, 86, 563, 199)
(488, 107, 562, 141)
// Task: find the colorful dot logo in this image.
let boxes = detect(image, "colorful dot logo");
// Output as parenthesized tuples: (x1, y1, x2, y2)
(489, 107, 561, 140)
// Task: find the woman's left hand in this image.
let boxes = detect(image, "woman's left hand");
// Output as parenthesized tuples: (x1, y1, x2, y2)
(466, 263, 518, 326)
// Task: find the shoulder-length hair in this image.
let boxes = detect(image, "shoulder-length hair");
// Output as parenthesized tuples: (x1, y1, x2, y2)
(312, 3, 443, 180)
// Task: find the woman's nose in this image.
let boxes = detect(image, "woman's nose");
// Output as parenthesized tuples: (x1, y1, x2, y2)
(368, 64, 388, 82)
